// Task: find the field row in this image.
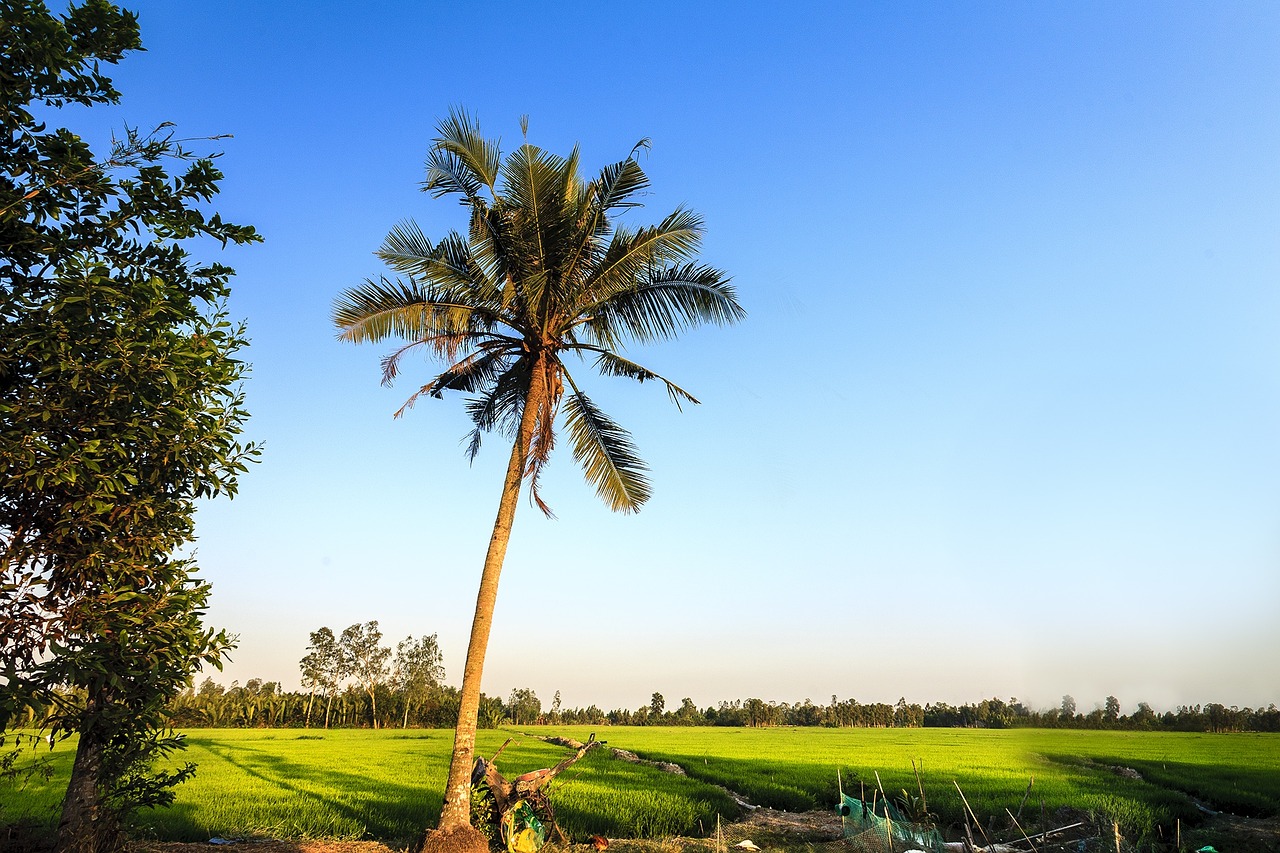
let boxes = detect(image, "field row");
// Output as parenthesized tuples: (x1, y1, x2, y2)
(3, 727, 1277, 846)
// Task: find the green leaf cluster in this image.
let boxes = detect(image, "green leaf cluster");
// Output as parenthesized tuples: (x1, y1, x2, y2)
(1, 1, 259, 846)
(334, 108, 744, 515)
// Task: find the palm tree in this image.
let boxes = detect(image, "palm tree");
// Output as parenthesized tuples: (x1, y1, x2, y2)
(333, 110, 744, 846)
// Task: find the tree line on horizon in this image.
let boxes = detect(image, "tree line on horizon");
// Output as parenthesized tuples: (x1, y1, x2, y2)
(17, 621, 1272, 734)
(159, 624, 1280, 735)
(156, 682, 1280, 734)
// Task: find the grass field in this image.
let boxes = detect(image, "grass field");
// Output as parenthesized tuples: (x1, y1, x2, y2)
(4, 727, 1277, 847)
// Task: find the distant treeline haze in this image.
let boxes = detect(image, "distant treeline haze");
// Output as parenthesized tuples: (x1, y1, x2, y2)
(14, 622, 1275, 733)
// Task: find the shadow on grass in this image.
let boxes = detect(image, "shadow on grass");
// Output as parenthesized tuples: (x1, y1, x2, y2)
(135, 741, 440, 845)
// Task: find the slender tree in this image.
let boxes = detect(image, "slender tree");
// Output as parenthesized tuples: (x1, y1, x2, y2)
(333, 110, 743, 848)
(339, 621, 391, 728)
(393, 634, 445, 728)
(301, 627, 346, 729)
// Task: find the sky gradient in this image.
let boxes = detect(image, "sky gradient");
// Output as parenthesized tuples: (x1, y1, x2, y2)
(58, 1, 1280, 714)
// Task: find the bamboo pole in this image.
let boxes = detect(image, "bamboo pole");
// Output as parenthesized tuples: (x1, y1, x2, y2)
(1005, 809, 1040, 853)
(912, 758, 929, 820)
(954, 780, 996, 853)
(1016, 776, 1034, 821)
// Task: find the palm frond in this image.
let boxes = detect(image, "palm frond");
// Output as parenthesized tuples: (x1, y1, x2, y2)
(392, 348, 508, 418)
(578, 348, 701, 410)
(341, 116, 744, 518)
(332, 277, 483, 343)
(377, 220, 434, 268)
(585, 207, 705, 297)
(586, 263, 742, 345)
(592, 156, 649, 213)
(523, 361, 565, 518)
(379, 333, 496, 386)
(561, 381, 651, 513)
(424, 107, 500, 200)
(425, 347, 513, 399)
(464, 355, 533, 438)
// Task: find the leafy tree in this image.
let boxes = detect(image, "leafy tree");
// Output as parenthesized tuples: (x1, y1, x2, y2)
(506, 687, 541, 726)
(340, 621, 391, 728)
(675, 697, 701, 725)
(300, 627, 346, 729)
(1060, 694, 1077, 720)
(548, 690, 562, 723)
(650, 692, 665, 717)
(1104, 695, 1120, 724)
(333, 110, 742, 846)
(0, 2, 258, 850)
(392, 634, 445, 728)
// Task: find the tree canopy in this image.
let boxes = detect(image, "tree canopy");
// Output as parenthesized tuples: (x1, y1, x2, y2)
(0, 2, 259, 850)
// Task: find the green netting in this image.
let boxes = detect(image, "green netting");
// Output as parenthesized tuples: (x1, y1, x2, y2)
(838, 793, 946, 853)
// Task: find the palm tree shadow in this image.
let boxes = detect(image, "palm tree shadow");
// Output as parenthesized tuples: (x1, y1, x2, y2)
(135, 742, 440, 844)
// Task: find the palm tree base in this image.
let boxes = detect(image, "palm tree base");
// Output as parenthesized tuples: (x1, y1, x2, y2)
(420, 824, 489, 853)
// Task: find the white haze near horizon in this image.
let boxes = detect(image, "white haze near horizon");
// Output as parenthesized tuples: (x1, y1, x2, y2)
(55, 1, 1279, 716)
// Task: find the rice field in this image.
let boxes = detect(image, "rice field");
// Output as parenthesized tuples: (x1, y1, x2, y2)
(536, 726, 1280, 843)
(3, 727, 1276, 846)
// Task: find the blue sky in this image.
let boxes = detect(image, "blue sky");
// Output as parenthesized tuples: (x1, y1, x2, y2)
(65, 1, 1280, 713)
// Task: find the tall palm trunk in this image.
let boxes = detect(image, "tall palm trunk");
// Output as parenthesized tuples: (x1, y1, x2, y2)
(435, 361, 548, 833)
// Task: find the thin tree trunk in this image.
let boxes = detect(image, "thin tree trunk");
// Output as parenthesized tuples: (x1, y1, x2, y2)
(435, 361, 547, 833)
(370, 688, 379, 729)
(304, 687, 315, 728)
(403, 698, 411, 729)
(57, 719, 118, 853)
(324, 692, 333, 729)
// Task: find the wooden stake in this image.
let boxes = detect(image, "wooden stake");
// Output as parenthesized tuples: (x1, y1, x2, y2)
(912, 758, 928, 819)
(1016, 776, 1034, 821)
(954, 780, 996, 852)
(1176, 818, 1181, 851)
(1113, 821, 1122, 853)
(1005, 808, 1040, 853)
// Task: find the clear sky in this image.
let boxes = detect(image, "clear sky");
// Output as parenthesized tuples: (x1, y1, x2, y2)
(63, 1, 1280, 714)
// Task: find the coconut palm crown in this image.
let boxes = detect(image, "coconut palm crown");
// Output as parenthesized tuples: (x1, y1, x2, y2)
(333, 110, 743, 842)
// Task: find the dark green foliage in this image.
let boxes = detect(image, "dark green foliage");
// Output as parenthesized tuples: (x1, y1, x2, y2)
(0, 1, 259, 849)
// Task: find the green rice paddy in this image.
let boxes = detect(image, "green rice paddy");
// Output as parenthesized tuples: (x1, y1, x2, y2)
(3, 727, 1277, 846)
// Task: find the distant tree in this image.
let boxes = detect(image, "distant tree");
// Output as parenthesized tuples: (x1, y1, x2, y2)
(675, 697, 701, 725)
(1060, 695, 1077, 720)
(650, 692, 666, 717)
(477, 694, 506, 729)
(549, 690, 563, 723)
(392, 634, 445, 728)
(506, 688, 541, 726)
(333, 110, 742, 845)
(340, 621, 391, 728)
(301, 628, 346, 728)
(0, 3, 257, 850)
(1104, 695, 1121, 724)
(197, 678, 224, 698)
